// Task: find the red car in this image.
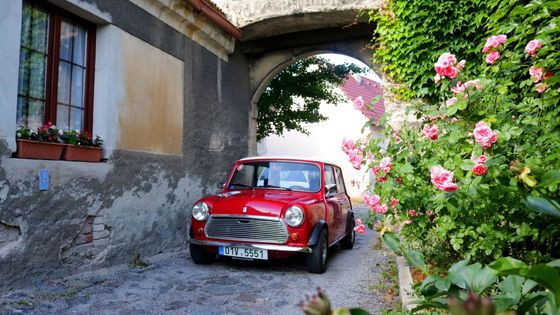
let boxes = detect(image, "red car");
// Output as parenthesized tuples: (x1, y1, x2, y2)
(189, 157, 355, 273)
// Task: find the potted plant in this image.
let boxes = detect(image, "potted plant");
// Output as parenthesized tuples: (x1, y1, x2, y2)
(15, 122, 65, 160)
(60, 130, 103, 162)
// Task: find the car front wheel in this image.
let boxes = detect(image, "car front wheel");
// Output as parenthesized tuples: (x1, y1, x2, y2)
(189, 242, 216, 264)
(306, 229, 328, 273)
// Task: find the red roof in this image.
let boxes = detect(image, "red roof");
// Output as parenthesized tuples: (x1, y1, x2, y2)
(339, 75, 385, 122)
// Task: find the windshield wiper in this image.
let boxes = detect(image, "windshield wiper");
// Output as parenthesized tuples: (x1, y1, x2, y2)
(259, 185, 292, 191)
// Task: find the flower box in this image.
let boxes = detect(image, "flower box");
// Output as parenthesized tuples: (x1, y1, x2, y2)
(62, 145, 103, 162)
(16, 139, 64, 160)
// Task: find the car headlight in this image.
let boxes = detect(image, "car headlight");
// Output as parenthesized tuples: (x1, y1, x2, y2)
(285, 206, 304, 227)
(192, 202, 210, 221)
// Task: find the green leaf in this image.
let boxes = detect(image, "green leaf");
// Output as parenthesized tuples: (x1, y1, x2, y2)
(541, 170, 560, 187)
(382, 232, 402, 255)
(524, 265, 560, 300)
(547, 259, 560, 268)
(406, 250, 428, 275)
(489, 257, 528, 274)
(524, 196, 560, 218)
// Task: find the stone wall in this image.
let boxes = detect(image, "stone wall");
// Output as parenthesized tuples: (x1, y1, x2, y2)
(0, 0, 251, 291)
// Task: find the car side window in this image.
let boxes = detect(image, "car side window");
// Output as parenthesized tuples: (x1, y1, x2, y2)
(334, 167, 346, 194)
(324, 165, 337, 193)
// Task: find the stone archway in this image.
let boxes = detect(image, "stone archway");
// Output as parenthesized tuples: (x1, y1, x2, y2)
(246, 40, 381, 154)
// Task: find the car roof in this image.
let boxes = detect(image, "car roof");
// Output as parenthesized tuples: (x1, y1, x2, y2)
(238, 156, 341, 168)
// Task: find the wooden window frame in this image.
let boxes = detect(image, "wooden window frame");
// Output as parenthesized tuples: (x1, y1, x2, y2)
(22, 0, 96, 133)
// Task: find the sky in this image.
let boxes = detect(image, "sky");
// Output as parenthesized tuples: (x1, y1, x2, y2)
(318, 53, 382, 82)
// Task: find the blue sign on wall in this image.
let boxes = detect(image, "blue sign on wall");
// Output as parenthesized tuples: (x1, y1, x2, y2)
(39, 169, 49, 191)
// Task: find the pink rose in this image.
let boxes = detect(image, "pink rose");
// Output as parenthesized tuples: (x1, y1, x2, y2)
(372, 204, 388, 214)
(544, 71, 553, 80)
(408, 209, 417, 216)
(464, 80, 483, 90)
(390, 198, 398, 207)
(525, 40, 542, 57)
(530, 66, 544, 82)
(396, 177, 402, 184)
(353, 96, 365, 111)
(450, 117, 459, 123)
(486, 50, 501, 64)
(430, 166, 459, 192)
(379, 157, 393, 173)
(473, 121, 498, 149)
(355, 218, 363, 225)
(434, 53, 460, 79)
(404, 219, 412, 225)
(536, 83, 549, 94)
(341, 138, 355, 154)
(377, 176, 387, 183)
(446, 97, 457, 107)
(474, 154, 488, 165)
(457, 60, 466, 69)
(363, 194, 381, 209)
(354, 224, 366, 234)
(427, 210, 434, 216)
(472, 164, 487, 176)
(482, 34, 507, 53)
(451, 81, 466, 94)
(434, 74, 441, 84)
(422, 124, 439, 140)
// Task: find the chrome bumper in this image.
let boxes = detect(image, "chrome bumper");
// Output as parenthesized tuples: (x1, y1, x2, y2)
(189, 239, 312, 253)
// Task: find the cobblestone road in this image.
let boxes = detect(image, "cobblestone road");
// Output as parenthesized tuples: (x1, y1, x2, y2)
(1, 206, 395, 315)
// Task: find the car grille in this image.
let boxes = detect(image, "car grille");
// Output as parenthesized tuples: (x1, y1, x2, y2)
(205, 216, 288, 244)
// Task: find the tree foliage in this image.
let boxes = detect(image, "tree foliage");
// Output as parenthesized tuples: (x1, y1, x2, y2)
(256, 56, 364, 141)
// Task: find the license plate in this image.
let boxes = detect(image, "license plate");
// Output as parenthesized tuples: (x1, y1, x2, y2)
(218, 246, 268, 260)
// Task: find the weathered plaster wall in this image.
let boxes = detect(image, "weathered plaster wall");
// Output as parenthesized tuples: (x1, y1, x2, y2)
(0, 1, 22, 153)
(119, 31, 184, 155)
(0, 0, 251, 291)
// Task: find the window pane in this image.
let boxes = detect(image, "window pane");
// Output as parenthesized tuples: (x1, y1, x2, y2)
(70, 107, 83, 130)
(56, 104, 69, 130)
(17, 97, 27, 126)
(18, 49, 30, 96)
(71, 66, 84, 107)
(57, 61, 71, 104)
(59, 20, 73, 62)
(31, 8, 49, 53)
(20, 4, 32, 48)
(73, 26, 87, 66)
(27, 99, 44, 129)
(29, 53, 46, 99)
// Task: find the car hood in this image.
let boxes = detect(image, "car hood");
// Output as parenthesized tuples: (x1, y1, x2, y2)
(207, 189, 318, 217)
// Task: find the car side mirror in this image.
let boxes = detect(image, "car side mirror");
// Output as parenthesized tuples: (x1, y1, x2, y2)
(325, 184, 337, 197)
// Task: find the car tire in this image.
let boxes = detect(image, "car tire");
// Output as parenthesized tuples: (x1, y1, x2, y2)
(340, 216, 355, 249)
(306, 229, 328, 274)
(189, 243, 216, 265)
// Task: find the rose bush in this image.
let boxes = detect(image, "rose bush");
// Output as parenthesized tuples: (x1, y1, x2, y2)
(350, 0, 560, 266)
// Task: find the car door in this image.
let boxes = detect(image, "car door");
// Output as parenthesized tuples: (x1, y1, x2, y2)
(334, 166, 352, 238)
(324, 165, 343, 244)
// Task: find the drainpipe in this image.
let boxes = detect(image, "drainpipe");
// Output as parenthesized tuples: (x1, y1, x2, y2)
(183, 0, 242, 39)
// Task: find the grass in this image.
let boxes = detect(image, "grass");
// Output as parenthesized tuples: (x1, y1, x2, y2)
(129, 253, 150, 268)
(369, 257, 401, 313)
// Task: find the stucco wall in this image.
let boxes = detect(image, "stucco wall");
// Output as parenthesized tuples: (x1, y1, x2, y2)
(0, 0, 251, 291)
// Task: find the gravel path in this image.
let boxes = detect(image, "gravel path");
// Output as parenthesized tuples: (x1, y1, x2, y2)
(1, 206, 395, 315)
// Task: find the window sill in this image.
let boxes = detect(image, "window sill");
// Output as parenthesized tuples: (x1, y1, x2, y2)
(1, 157, 113, 184)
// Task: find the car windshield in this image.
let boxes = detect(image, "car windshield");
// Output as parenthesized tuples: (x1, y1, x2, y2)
(228, 161, 321, 192)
